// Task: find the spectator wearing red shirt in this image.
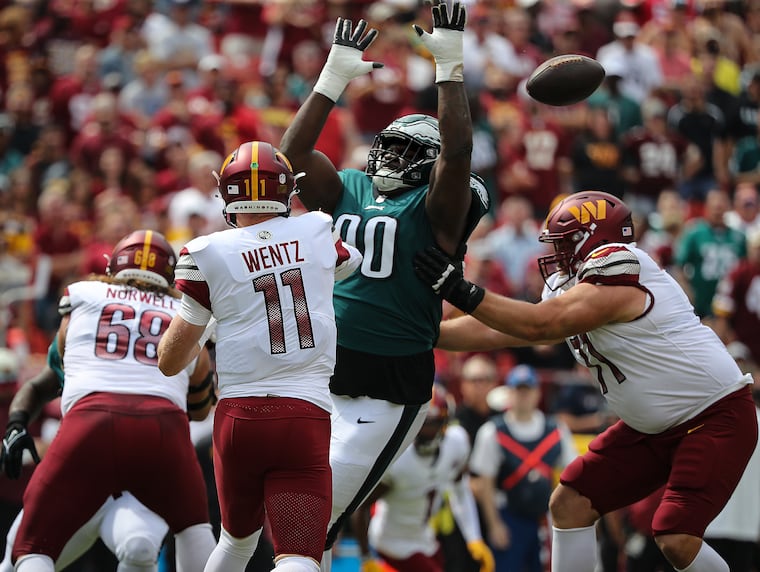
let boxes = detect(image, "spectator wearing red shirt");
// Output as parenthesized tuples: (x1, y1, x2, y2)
(622, 97, 702, 217)
(48, 44, 103, 145)
(497, 96, 573, 218)
(79, 193, 139, 276)
(69, 91, 138, 179)
(32, 182, 83, 336)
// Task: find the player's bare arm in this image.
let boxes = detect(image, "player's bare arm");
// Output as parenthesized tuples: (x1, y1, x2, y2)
(279, 18, 382, 213)
(417, 245, 648, 342)
(470, 282, 648, 342)
(8, 367, 60, 426)
(278, 95, 343, 213)
(426, 81, 473, 255)
(437, 315, 537, 351)
(415, 2, 473, 256)
(157, 315, 204, 377)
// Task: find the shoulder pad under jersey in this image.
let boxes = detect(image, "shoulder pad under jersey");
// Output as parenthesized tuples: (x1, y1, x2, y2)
(577, 244, 641, 286)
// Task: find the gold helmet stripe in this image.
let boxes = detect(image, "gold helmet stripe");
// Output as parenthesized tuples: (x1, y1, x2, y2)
(250, 141, 259, 200)
(140, 230, 153, 270)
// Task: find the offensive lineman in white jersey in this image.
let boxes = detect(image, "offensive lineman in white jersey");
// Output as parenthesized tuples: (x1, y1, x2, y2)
(351, 385, 493, 572)
(157, 141, 362, 572)
(8, 230, 217, 572)
(412, 190, 758, 572)
(1, 331, 216, 571)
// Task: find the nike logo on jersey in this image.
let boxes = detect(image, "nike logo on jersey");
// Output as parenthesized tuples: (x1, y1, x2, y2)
(687, 423, 705, 434)
(357, 418, 375, 424)
(364, 205, 385, 211)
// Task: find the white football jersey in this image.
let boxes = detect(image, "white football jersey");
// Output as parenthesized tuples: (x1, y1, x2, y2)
(176, 211, 361, 412)
(544, 243, 752, 434)
(368, 424, 471, 559)
(60, 280, 190, 415)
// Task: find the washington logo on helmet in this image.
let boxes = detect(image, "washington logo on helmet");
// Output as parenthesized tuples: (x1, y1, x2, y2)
(568, 200, 607, 224)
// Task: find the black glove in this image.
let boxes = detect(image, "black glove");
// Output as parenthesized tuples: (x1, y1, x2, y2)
(413, 246, 485, 314)
(1, 411, 40, 479)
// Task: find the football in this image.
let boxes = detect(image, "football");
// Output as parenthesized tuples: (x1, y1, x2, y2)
(526, 54, 606, 106)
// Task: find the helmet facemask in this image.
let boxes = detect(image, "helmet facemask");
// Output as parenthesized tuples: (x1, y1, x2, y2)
(538, 226, 593, 290)
(365, 114, 440, 195)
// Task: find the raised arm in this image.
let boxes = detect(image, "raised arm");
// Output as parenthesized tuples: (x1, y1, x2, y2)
(279, 18, 382, 213)
(416, 2, 474, 255)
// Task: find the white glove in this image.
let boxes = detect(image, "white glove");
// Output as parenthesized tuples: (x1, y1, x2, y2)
(413, 1, 467, 83)
(313, 18, 383, 103)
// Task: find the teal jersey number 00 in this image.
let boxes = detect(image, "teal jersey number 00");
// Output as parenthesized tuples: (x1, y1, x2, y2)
(332, 169, 489, 356)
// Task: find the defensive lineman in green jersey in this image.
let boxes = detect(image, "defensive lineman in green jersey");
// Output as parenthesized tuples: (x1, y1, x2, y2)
(333, 168, 488, 356)
(279, 6, 487, 568)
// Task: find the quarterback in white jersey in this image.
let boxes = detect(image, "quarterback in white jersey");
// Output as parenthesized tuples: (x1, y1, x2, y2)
(158, 141, 362, 572)
(413, 191, 758, 572)
(352, 386, 493, 572)
(9, 230, 217, 572)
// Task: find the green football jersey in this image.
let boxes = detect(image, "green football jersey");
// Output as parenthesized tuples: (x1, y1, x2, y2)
(47, 336, 65, 388)
(332, 169, 489, 356)
(676, 220, 747, 318)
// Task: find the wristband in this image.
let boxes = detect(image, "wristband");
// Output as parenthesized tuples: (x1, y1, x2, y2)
(7, 410, 30, 429)
(436, 60, 464, 83)
(313, 67, 349, 103)
(448, 281, 485, 314)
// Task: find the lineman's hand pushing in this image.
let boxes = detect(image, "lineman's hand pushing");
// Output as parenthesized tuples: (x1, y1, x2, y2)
(1, 412, 41, 479)
(414, 1, 467, 82)
(313, 18, 383, 103)
(413, 246, 485, 314)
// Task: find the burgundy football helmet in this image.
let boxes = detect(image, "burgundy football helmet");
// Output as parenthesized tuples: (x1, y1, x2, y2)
(415, 384, 456, 456)
(215, 141, 297, 226)
(538, 191, 634, 290)
(105, 230, 177, 288)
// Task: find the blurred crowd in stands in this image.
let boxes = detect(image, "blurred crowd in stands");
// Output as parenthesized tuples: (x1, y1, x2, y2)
(2, 0, 760, 569)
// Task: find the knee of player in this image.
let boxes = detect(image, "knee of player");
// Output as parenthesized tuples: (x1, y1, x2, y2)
(549, 484, 597, 527)
(654, 533, 702, 568)
(117, 534, 160, 568)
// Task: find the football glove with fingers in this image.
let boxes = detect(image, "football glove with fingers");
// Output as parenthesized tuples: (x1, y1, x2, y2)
(467, 539, 495, 572)
(413, 1, 466, 82)
(413, 246, 485, 314)
(313, 18, 384, 102)
(1, 411, 40, 479)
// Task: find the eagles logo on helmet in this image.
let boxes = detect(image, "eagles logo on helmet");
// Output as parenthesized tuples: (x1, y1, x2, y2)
(366, 114, 441, 195)
(415, 383, 456, 456)
(105, 230, 177, 288)
(215, 141, 299, 227)
(538, 190, 634, 290)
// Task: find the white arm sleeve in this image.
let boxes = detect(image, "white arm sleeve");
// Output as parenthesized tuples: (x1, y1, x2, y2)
(448, 474, 484, 543)
(178, 294, 213, 326)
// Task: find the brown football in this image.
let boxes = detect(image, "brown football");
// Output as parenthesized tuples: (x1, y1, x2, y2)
(526, 54, 605, 106)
